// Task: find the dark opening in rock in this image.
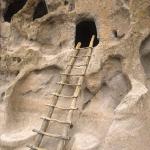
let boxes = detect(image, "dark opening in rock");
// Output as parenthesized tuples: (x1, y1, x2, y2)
(33, 0, 48, 20)
(140, 35, 150, 77)
(75, 19, 99, 47)
(64, 0, 69, 5)
(3, 0, 27, 22)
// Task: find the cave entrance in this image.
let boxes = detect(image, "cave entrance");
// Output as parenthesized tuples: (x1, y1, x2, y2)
(33, 0, 48, 20)
(3, 0, 27, 22)
(75, 19, 99, 48)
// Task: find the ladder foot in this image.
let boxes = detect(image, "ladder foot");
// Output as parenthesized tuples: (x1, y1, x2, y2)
(26, 144, 47, 150)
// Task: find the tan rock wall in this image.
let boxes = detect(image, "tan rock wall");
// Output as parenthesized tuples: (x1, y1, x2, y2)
(0, 0, 150, 150)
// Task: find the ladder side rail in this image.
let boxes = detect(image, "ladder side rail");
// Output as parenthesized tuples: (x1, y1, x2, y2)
(56, 35, 95, 150)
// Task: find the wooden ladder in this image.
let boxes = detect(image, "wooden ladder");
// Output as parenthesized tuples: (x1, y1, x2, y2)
(27, 35, 95, 150)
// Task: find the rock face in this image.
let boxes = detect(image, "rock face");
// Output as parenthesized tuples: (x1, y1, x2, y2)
(0, 0, 150, 150)
(71, 133, 100, 150)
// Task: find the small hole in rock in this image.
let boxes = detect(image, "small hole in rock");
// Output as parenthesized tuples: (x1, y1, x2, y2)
(64, 0, 69, 5)
(15, 71, 20, 76)
(101, 82, 107, 87)
(16, 57, 21, 63)
(1, 92, 5, 98)
(13, 57, 21, 63)
(112, 30, 118, 38)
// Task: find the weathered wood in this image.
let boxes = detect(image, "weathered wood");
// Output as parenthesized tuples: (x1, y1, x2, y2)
(56, 36, 95, 150)
(67, 64, 87, 67)
(27, 145, 46, 150)
(32, 42, 81, 148)
(45, 104, 78, 110)
(56, 82, 81, 86)
(73, 47, 91, 50)
(33, 129, 70, 140)
(70, 55, 91, 58)
(40, 116, 72, 125)
(29, 36, 95, 150)
(89, 35, 95, 48)
(60, 73, 84, 76)
(50, 93, 77, 98)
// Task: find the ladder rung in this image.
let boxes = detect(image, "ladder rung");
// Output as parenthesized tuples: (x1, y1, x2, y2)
(33, 129, 70, 140)
(74, 47, 92, 50)
(60, 73, 84, 76)
(45, 104, 78, 110)
(26, 145, 46, 150)
(57, 82, 81, 86)
(67, 64, 87, 67)
(50, 93, 77, 98)
(70, 55, 91, 58)
(41, 116, 72, 125)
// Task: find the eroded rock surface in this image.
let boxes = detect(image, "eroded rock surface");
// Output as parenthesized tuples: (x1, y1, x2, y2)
(0, 0, 150, 150)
